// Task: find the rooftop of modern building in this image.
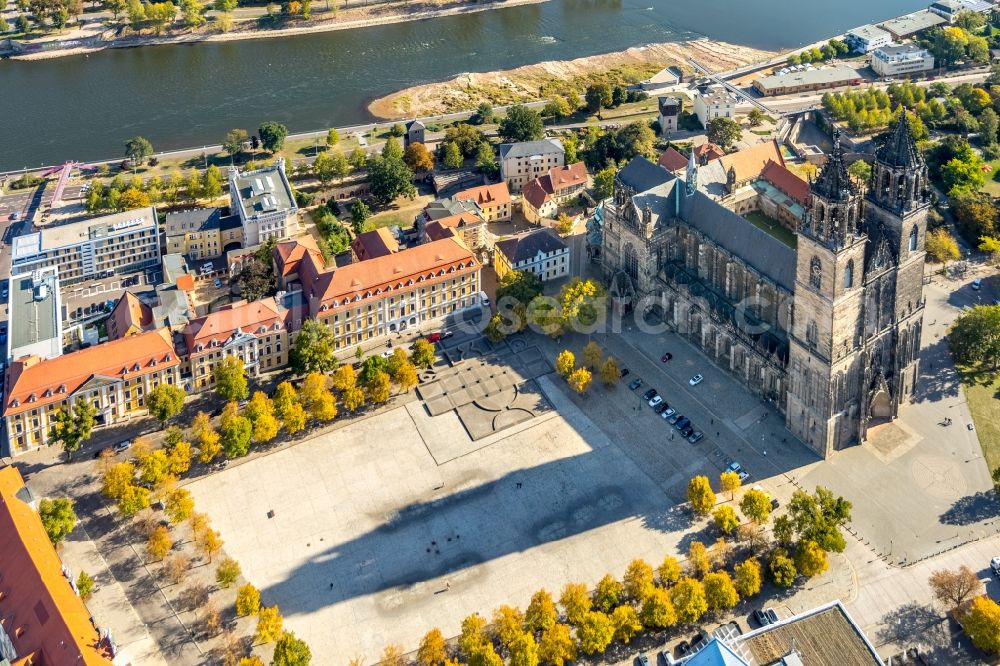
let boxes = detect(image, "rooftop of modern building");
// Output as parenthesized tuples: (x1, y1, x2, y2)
(755, 65, 864, 89)
(0, 466, 113, 666)
(874, 43, 931, 58)
(164, 207, 222, 235)
(12, 207, 157, 259)
(8, 267, 61, 358)
(697, 87, 738, 104)
(495, 227, 569, 264)
(846, 23, 892, 39)
(497, 138, 565, 161)
(877, 9, 947, 35)
(230, 164, 296, 219)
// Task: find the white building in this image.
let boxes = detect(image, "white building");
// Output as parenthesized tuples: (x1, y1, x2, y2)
(929, 0, 992, 23)
(844, 24, 893, 53)
(228, 162, 299, 247)
(6, 267, 62, 363)
(498, 139, 565, 193)
(692, 87, 737, 127)
(872, 44, 935, 77)
(658, 96, 682, 136)
(11, 207, 160, 285)
(494, 227, 570, 283)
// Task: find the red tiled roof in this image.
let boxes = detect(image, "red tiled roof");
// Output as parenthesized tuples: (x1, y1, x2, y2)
(184, 297, 284, 352)
(176, 274, 195, 292)
(546, 162, 588, 194)
(423, 221, 462, 242)
(521, 177, 552, 210)
(310, 237, 477, 307)
(0, 467, 113, 666)
(351, 228, 399, 261)
(107, 292, 153, 340)
(718, 140, 784, 184)
(455, 182, 511, 208)
(760, 159, 811, 206)
(274, 236, 324, 278)
(431, 211, 484, 230)
(4, 328, 179, 418)
(658, 146, 689, 172)
(694, 142, 726, 161)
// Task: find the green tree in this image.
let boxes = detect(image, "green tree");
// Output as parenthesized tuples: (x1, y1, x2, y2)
(349, 199, 371, 234)
(214, 0, 236, 11)
(538, 623, 576, 666)
(950, 305, 1000, 370)
(498, 104, 544, 143)
(258, 121, 289, 153)
(585, 83, 613, 112)
(769, 549, 797, 587)
(926, 228, 960, 263)
(236, 583, 261, 617)
(326, 128, 339, 146)
(980, 108, 999, 146)
(367, 155, 415, 205)
(76, 570, 95, 599)
(271, 631, 310, 666)
(179, 0, 204, 26)
(213, 355, 249, 402)
(706, 117, 742, 148)
(216, 557, 241, 588)
(364, 370, 391, 404)
(410, 338, 436, 369)
(220, 403, 253, 458)
(125, 136, 154, 165)
(964, 596, 1000, 654)
(165, 487, 194, 524)
(290, 319, 338, 374)
(442, 141, 464, 169)
(734, 557, 762, 598)
(787, 486, 852, 552)
(525, 588, 558, 633)
(575, 611, 614, 655)
(222, 126, 250, 158)
(138, 448, 170, 486)
(670, 577, 708, 624)
(147, 384, 185, 426)
(713, 505, 739, 534)
(703, 571, 739, 611)
(848, 159, 872, 185)
(687, 475, 716, 516)
(202, 164, 222, 199)
(50, 399, 97, 459)
(118, 484, 150, 516)
(747, 108, 765, 127)
(39, 498, 77, 546)
(458, 613, 488, 656)
(381, 136, 404, 161)
(740, 488, 773, 524)
(773, 514, 795, 546)
(475, 141, 499, 177)
(594, 165, 616, 199)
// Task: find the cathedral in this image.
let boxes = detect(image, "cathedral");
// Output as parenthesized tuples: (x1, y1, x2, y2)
(599, 115, 928, 458)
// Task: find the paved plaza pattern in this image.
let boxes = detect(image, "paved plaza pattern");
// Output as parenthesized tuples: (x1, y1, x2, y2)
(187, 377, 688, 661)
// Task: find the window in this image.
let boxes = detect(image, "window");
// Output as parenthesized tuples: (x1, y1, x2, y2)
(909, 226, 918, 252)
(809, 256, 822, 290)
(844, 260, 854, 289)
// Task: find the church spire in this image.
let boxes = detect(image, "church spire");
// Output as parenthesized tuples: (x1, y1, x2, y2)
(686, 147, 697, 196)
(875, 111, 923, 170)
(811, 131, 854, 202)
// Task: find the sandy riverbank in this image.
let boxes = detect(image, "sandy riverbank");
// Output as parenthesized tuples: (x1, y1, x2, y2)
(10, 0, 549, 61)
(367, 38, 778, 120)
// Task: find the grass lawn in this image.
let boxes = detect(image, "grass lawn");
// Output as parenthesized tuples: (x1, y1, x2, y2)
(981, 158, 1000, 197)
(744, 210, 797, 248)
(366, 191, 435, 230)
(960, 369, 1000, 473)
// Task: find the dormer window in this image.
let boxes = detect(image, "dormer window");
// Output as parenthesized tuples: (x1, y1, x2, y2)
(196, 344, 204, 352)
(320, 304, 328, 312)
(165, 354, 172, 362)
(11, 399, 19, 408)
(257, 326, 266, 334)
(132, 363, 141, 372)
(28, 394, 36, 403)
(273, 322, 280, 330)
(417, 276, 424, 283)
(58, 385, 66, 393)
(43, 389, 52, 398)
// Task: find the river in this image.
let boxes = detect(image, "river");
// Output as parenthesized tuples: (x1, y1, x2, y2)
(1, 0, 926, 171)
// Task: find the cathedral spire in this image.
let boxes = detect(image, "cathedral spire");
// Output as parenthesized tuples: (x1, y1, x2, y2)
(686, 147, 697, 196)
(811, 131, 854, 202)
(875, 111, 923, 170)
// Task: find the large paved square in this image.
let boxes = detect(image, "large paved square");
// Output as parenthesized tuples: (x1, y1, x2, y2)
(186, 378, 686, 662)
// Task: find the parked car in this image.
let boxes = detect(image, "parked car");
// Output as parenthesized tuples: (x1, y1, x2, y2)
(381, 350, 394, 358)
(991, 557, 1000, 576)
(689, 374, 704, 386)
(214, 278, 223, 288)
(752, 608, 771, 626)
(688, 431, 704, 444)
(628, 378, 643, 390)
(636, 655, 651, 666)
(675, 641, 691, 657)
(654, 402, 669, 414)
(642, 389, 657, 401)
(972, 278, 983, 290)
(771, 497, 780, 510)
(765, 608, 779, 624)
(649, 395, 663, 408)
(661, 407, 676, 419)
(668, 413, 683, 425)
(620, 367, 630, 378)
(680, 426, 694, 438)
(113, 440, 132, 454)
(660, 352, 673, 362)
(674, 416, 691, 431)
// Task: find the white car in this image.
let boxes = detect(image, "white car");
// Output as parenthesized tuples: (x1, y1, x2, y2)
(661, 407, 676, 419)
(689, 374, 704, 386)
(649, 395, 663, 408)
(381, 350, 394, 358)
(991, 557, 1000, 576)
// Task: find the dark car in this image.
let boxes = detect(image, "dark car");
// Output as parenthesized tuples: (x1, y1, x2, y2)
(753, 608, 772, 626)
(620, 367, 630, 377)
(654, 402, 669, 414)
(628, 378, 643, 390)
(642, 388, 657, 401)
(766, 608, 779, 624)
(688, 431, 704, 444)
(661, 352, 673, 362)
(674, 416, 691, 430)
(667, 413, 683, 425)
(771, 497, 780, 510)
(689, 632, 707, 653)
(636, 656, 651, 666)
(675, 641, 691, 657)
(680, 426, 694, 438)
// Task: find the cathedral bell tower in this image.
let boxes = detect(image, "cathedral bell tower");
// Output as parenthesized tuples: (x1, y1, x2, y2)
(785, 133, 869, 457)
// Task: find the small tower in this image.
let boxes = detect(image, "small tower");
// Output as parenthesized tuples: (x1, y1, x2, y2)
(725, 165, 737, 195)
(803, 132, 864, 249)
(686, 148, 698, 196)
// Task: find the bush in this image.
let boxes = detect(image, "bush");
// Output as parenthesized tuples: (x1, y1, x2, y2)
(76, 570, 95, 599)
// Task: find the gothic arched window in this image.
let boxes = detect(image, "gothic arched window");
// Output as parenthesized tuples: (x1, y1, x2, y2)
(624, 244, 639, 283)
(806, 320, 818, 349)
(908, 226, 918, 252)
(809, 256, 822, 290)
(844, 259, 854, 289)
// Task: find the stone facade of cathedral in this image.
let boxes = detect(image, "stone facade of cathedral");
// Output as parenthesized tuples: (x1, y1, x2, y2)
(600, 116, 928, 458)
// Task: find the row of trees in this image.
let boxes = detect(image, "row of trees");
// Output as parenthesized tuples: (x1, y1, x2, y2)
(85, 165, 226, 213)
(785, 39, 848, 66)
(485, 277, 606, 343)
(554, 341, 621, 396)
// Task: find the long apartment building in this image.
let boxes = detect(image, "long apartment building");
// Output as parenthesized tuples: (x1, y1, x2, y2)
(279, 235, 481, 351)
(3, 329, 181, 455)
(11, 207, 161, 285)
(183, 297, 291, 392)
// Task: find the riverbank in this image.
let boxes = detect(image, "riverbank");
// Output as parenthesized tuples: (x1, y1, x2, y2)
(367, 38, 778, 120)
(9, 0, 550, 61)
